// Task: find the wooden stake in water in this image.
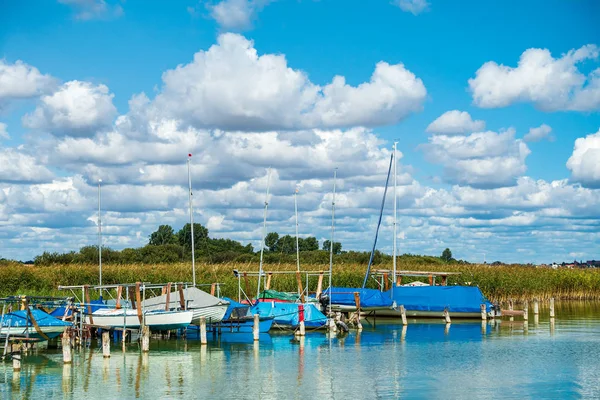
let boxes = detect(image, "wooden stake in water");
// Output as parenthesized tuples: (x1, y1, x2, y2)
(549, 298, 555, 318)
(200, 316, 207, 345)
(533, 299, 539, 315)
(400, 305, 407, 326)
(62, 333, 72, 364)
(296, 304, 306, 337)
(102, 331, 110, 358)
(12, 343, 21, 371)
(253, 314, 260, 341)
(523, 300, 529, 321)
(480, 304, 487, 321)
(141, 326, 150, 353)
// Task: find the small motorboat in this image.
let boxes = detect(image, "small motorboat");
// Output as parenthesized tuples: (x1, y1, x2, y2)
(86, 308, 193, 331)
(210, 297, 274, 333)
(1, 309, 72, 342)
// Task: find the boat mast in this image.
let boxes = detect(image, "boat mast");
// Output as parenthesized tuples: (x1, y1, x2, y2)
(295, 186, 300, 273)
(187, 154, 196, 287)
(256, 169, 272, 301)
(328, 169, 337, 313)
(98, 178, 102, 286)
(392, 142, 398, 297)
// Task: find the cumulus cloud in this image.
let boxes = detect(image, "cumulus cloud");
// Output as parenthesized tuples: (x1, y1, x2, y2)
(567, 129, 600, 188)
(524, 124, 553, 142)
(426, 110, 486, 135)
(0, 60, 56, 106)
(422, 129, 530, 188)
(469, 45, 600, 111)
(392, 0, 430, 15)
(58, 0, 123, 20)
(23, 81, 117, 137)
(0, 148, 54, 183)
(204, 0, 272, 30)
(0, 123, 8, 140)
(152, 33, 426, 131)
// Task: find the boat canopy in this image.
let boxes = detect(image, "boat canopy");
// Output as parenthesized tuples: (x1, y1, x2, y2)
(143, 287, 229, 311)
(386, 286, 494, 313)
(221, 297, 250, 320)
(250, 302, 327, 328)
(257, 289, 300, 302)
(2, 309, 72, 328)
(322, 287, 394, 309)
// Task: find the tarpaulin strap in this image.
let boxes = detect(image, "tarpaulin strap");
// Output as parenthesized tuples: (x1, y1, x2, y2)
(25, 301, 49, 341)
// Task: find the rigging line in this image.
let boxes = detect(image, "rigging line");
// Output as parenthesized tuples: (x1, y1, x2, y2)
(362, 152, 394, 288)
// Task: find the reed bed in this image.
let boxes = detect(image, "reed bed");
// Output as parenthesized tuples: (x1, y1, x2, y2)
(2, 261, 600, 302)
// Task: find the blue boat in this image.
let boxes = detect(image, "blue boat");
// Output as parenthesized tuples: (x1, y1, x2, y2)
(208, 297, 274, 333)
(320, 287, 394, 312)
(250, 301, 328, 329)
(1, 309, 72, 341)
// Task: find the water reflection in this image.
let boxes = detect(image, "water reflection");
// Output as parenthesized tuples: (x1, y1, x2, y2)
(1, 302, 600, 399)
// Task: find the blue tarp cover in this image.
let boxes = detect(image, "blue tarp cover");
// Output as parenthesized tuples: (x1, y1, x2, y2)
(323, 287, 394, 308)
(386, 286, 494, 313)
(50, 299, 105, 318)
(221, 297, 249, 320)
(250, 302, 327, 328)
(2, 309, 72, 328)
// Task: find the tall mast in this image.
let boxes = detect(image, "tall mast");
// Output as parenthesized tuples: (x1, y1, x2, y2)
(187, 154, 196, 287)
(328, 169, 337, 313)
(295, 186, 300, 273)
(98, 178, 102, 286)
(392, 142, 398, 297)
(256, 169, 272, 301)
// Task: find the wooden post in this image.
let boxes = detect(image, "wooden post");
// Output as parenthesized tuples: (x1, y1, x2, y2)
(428, 275, 433, 286)
(200, 316, 207, 345)
(210, 283, 216, 296)
(296, 304, 305, 337)
(549, 298, 555, 318)
(253, 314, 260, 341)
(383, 273, 389, 291)
(243, 273, 250, 302)
(399, 305, 407, 326)
(141, 326, 150, 352)
(443, 308, 451, 324)
(441, 275, 447, 286)
(116, 286, 123, 309)
(177, 284, 185, 310)
(164, 283, 172, 311)
(508, 299, 513, 311)
(62, 333, 72, 364)
(316, 272, 324, 298)
(102, 331, 110, 358)
(353, 292, 362, 331)
(12, 343, 21, 371)
(135, 282, 143, 324)
(533, 299, 539, 315)
(396, 275, 402, 287)
(84, 285, 93, 325)
(296, 272, 305, 303)
(480, 304, 487, 321)
(265, 273, 272, 290)
(523, 300, 529, 321)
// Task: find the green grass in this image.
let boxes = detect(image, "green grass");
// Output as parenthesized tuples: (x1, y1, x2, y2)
(2, 261, 600, 302)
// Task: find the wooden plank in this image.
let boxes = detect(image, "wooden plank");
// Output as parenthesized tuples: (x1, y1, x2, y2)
(165, 283, 172, 311)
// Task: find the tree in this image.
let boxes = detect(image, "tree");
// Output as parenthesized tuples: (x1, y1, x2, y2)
(441, 248, 453, 262)
(322, 240, 342, 255)
(264, 232, 279, 252)
(177, 223, 209, 253)
(299, 236, 319, 252)
(149, 225, 178, 246)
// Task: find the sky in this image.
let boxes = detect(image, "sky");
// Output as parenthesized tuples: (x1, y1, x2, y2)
(0, 0, 599, 263)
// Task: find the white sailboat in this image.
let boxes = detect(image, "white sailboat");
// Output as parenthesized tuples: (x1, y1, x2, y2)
(86, 308, 194, 331)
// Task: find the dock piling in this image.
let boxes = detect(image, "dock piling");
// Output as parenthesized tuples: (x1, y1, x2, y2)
(62, 333, 72, 364)
(443, 308, 451, 324)
(102, 331, 110, 358)
(295, 305, 305, 337)
(253, 314, 260, 341)
(141, 326, 150, 352)
(533, 299, 539, 315)
(549, 298, 555, 318)
(399, 305, 407, 326)
(11, 343, 21, 371)
(200, 316, 207, 345)
(480, 304, 487, 321)
(523, 300, 529, 321)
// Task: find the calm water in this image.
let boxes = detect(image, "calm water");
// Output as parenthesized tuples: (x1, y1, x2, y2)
(2, 302, 600, 399)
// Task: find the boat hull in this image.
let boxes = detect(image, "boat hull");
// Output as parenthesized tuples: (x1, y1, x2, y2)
(0, 326, 67, 341)
(209, 316, 274, 333)
(86, 310, 193, 331)
(189, 304, 229, 325)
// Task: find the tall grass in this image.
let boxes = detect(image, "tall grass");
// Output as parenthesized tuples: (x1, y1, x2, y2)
(1, 261, 600, 302)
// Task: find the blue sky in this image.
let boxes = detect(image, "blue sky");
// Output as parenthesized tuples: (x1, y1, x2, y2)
(1, 0, 599, 263)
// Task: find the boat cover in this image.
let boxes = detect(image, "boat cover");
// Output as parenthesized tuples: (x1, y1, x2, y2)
(322, 287, 394, 309)
(386, 286, 494, 313)
(257, 290, 300, 302)
(250, 302, 327, 328)
(2, 309, 72, 328)
(50, 299, 105, 318)
(221, 297, 250, 320)
(142, 287, 229, 311)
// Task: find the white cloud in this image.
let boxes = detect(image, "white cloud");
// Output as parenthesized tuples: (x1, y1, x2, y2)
(567, 129, 600, 188)
(426, 110, 485, 135)
(0, 148, 54, 183)
(0, 123, 8, 140)
(469, 45, 600, 111)
(23, 81, 117, 136)
(0, 60, 56, 104)
(392, 0, 430, 15)
(153, 33, 426, 131)
(422, 129, 530, 188)
(207, 0, 271, 30)
(524, 124, 553, 142)
(58, 0, 123, 20)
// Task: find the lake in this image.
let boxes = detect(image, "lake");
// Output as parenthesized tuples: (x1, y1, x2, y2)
(2, 301, 600, 399)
